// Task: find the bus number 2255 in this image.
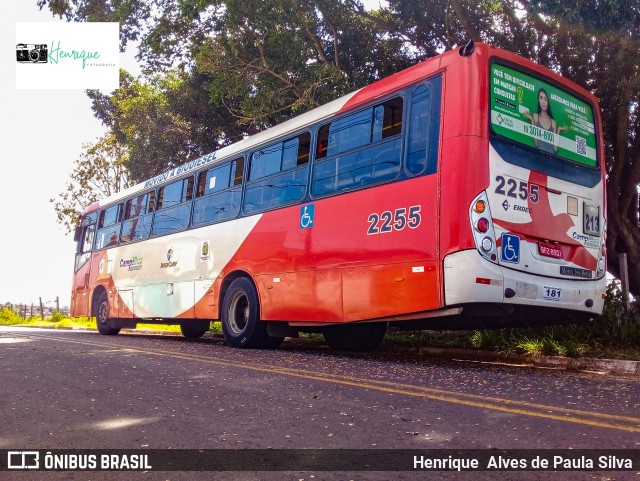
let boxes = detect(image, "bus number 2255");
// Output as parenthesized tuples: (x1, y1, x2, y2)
(367, 206, 422, 235)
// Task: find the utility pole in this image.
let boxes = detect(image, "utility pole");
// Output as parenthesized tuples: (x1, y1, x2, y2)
(39, 297, 44, 320)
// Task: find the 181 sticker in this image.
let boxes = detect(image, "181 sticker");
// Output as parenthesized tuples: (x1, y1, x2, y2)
(543, 286, 563, 302)
(367, 206, 421, 235)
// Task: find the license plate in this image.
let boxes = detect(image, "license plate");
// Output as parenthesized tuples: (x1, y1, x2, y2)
(538, 242, 562, 259)
(543, 286, 563, 301)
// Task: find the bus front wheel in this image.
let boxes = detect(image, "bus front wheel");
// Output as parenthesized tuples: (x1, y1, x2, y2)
(221, 277, 283, 349)
(322, 322, 387, 351)
(95, 291, 120, 336)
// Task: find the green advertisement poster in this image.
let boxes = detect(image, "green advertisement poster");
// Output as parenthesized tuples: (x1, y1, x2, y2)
(490, 63, 597, 167)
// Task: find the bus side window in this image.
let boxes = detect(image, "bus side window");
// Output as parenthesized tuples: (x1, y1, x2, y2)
(282, 134, 310, 170)
(193, 158, 244, 227)
(244, 132, 310, 214)
(327, 107, 372, 156)
(121, 191, 154, 243)
(81, 226, 95, 253)
(250, 144, 282, 181)
(197, 163, 232, 197)
(382, 97, 403, 139)
(94, 203, 122, 249)
(152, 177, 193, 236)
(185, 176, 194, 201)
(406, 77, 441, 176)
(157, 179, 182, 210)
(316, 124, 329, 159)
(148, 190, 156, 212)
(232, 157, 244, 186)
(311, 97, 403, 197)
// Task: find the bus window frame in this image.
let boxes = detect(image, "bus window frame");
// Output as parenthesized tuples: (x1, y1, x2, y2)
(404, 78, 442, 178)
(242, 131, 312, 215)
(94, 203, 123, 250)
(120, 190, 156, 244)
(309, 94, 408, 199)
(151, 176, 195, 237)
(192, 157, 245, 228)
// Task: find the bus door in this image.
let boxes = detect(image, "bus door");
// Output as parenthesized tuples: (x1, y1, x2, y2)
(71, 218, 96, 317)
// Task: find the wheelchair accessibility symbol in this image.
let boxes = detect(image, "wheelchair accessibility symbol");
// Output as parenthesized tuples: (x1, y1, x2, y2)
(500, 233, 520, 264)
(300, 204, 315, 229)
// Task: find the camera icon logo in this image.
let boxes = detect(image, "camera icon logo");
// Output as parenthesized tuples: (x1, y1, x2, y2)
(16, 43, 48, 63)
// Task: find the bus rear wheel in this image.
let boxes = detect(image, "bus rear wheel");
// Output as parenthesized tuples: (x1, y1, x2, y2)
(180, 320, 210, 339)
(322, 322, 387, 351)
(221, 277, 283, 349)
(95, 291, 120, 336)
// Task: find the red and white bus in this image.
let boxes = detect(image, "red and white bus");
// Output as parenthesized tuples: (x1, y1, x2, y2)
(71, 41, 606, 350)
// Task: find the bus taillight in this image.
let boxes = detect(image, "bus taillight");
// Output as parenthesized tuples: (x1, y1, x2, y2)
(481, 237, 494, 253)
(474, 200, 486, 214)
(470, 192, 498, 263)
(475, 218, 490, 233)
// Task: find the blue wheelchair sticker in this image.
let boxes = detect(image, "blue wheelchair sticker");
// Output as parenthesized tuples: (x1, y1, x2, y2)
(300, 204, 315, 229)
(500, 233, 520, 264)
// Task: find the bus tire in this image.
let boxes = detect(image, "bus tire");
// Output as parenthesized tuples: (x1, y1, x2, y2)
(323, 322, 387, 351)
(221, 277, 283, 349)
(180, 320, 210, 339)
(95, 291, 120, 336)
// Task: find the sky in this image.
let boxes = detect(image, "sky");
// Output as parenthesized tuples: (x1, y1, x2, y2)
(1, 1, 139, 307)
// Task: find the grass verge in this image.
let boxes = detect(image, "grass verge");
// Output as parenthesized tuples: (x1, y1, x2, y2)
(386, 283, 640, 360)
(0, 309, 223, 335)
(1, 284, 637, 360)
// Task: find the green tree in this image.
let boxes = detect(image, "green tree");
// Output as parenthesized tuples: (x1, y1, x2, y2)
(51, 134, 132, 232)
(86, 70, 249, 182)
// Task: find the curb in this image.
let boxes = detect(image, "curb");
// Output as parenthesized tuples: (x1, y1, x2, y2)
(5, 325, 639, 378)
(413, 347, 640, 378)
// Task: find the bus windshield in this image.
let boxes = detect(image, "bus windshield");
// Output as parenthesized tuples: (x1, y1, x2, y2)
(490, 63, 597, 168)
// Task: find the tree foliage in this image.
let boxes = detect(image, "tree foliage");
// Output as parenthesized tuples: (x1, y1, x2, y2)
(40, 0, 640, 295)
(51, 134, 132, 232)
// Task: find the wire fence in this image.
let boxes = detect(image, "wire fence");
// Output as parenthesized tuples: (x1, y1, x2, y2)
(1, 297, 69, 319)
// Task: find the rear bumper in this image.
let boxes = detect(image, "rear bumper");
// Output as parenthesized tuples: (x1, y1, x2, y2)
(444, 249, 606, 316)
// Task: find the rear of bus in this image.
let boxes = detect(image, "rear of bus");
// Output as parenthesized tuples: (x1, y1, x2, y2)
(441, 44, 606, 326)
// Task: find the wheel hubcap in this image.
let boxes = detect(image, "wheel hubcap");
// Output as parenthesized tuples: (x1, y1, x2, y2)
(98, 301, 109, 326)
(228, 291, 249, 334)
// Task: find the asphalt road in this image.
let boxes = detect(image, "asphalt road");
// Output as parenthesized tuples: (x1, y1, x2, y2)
(1, 326, 639, 481)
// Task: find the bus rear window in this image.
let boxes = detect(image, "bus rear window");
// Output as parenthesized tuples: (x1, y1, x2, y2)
(490, 63, 597, 168)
